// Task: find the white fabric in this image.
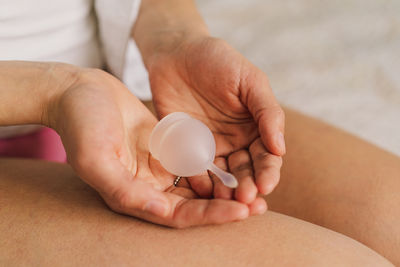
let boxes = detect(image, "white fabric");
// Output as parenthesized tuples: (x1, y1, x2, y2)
(0, 0, 103, 67)
(95, 0, 151, 100)
(123, 39, 152, 100)
(0, 0, 151, 138)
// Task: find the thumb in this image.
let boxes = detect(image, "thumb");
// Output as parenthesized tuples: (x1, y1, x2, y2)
(241, 69, 286, 156)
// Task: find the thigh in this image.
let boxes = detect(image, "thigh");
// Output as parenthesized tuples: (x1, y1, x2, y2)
(267, 108, 400, 265)
(0, 159, 391, 266)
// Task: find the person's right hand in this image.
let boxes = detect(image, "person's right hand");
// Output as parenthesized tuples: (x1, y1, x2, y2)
(46, 68, 265, 228)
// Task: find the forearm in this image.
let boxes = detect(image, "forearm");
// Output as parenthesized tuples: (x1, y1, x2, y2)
(0, 61, 77, 126)
(132, 0, 209, 66)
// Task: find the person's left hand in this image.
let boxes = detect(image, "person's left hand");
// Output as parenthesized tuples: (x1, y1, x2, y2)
(146, 36, 285, 206)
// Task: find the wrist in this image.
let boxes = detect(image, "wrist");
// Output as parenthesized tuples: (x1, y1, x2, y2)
(0, 61, 81, 127)
(141, 30, 209, 68)
(132, 0, 209, 68)
(40, 63, 84, 128)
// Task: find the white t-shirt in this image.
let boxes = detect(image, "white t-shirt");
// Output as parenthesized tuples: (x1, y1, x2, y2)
(0, 0, 151, 138)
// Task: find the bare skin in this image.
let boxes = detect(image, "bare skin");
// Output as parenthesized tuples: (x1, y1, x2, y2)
(0, 61, 267, 228)
(133, 0, 286, 205)
(132, 1, 400, 262)
(1, 0, 285, 227)
(0, 106, 397, 265)
(267, 108, 400, 266)
(0, 158, 392, 266)
(0, 0, 398, 264)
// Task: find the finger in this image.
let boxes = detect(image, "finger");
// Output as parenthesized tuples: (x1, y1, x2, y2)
(137, 194, 249, 228)
(228, 149, 257, 204)
(240, 69, 286, 155)
(163, 195, 249, 228)
(106, 183, 249, 228)
(170, 198, 249, 228)
(210, 157, 233, 200)
(187, 172, 213, 199)
(228, 150, 258, 204)
(249, 138, 283, 195)
(248, 197, 268, 216)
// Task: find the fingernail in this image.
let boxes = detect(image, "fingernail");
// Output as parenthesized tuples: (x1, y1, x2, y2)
(276, 132, 286, 155)
(144, 200, 169, 217)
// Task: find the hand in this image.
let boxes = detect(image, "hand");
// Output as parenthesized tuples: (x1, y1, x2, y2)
(46, 68, 258, 228)
(147, 36, 285, 205)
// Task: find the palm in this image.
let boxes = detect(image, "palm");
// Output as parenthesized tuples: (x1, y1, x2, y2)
(148, 37, 284, 203)
(150, 38, 258, 156)
(95, 104, 258, 228)
(122, 114, 195, 195)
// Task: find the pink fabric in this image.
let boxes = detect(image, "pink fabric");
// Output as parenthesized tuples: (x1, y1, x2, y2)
(0, 127, 66, 162)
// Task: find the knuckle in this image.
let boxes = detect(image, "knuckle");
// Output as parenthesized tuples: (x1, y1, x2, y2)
(257, 106, 285, 126)
(255, 151, 270, 162)
(267, 154, 283, 168)
(249, 138, 263, 152)
(229, 150, 250, 165)
(270, 106, 285, 124)
(255, 151, 282, 167)
(231, 161, 252, 174)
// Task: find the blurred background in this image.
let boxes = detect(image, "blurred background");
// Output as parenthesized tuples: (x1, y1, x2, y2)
(196, 0, 400, 156)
